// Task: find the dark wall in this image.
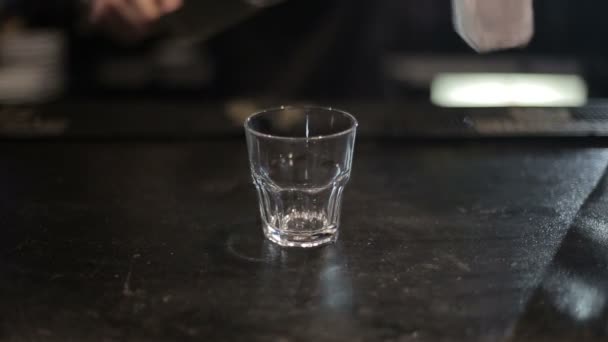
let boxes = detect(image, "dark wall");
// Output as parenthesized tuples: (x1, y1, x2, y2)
(28, 0, 608, 98)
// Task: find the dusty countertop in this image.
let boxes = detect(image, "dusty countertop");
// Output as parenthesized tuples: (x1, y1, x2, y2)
(2, 139, 608, 341)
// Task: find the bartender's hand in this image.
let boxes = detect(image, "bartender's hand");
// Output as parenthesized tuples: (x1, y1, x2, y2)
(90, 0, 183, 41)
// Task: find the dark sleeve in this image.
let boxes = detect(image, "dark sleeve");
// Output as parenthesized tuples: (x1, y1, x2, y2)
(1, 0, 79, 26)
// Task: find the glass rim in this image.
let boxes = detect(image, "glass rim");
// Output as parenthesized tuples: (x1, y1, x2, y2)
(244, 105, 358, 141)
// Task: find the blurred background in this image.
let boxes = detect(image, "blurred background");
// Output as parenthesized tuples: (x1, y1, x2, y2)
(1, 0, 608, 138)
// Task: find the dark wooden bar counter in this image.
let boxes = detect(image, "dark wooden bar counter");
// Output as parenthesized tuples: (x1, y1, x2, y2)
(2, 101, 608, 341)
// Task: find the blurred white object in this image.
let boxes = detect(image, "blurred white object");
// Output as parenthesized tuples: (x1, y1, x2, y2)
(386, 54, 582, 88)
(0, 30, 65, 104)
(452, 0, 534, 53)
(431, 73, 587, 107)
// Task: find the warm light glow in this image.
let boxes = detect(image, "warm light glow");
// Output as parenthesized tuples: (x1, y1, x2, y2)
(431, 73, 587, 107)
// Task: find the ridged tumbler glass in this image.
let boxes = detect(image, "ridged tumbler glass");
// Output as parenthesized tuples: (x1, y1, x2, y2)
(244, 106, 357, 247)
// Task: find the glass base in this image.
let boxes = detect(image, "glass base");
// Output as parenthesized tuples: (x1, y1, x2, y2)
(263, 224, 338, 248)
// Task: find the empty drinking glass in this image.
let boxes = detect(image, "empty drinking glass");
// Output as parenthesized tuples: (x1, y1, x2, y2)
(245, 106, 358, 248)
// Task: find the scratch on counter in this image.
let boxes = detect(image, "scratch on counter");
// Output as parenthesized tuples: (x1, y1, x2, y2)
(50, 273, 63, 280)
(123, 253, 141, 297)
(175, 323, 200, 337)
(122, 269, 133, 297)
(226, 235, 266, 263)
(8, 238, 34, 255)
(421, 263, 440, 271)
(444, 253, 471, 273)
(36, 328, 53, 337)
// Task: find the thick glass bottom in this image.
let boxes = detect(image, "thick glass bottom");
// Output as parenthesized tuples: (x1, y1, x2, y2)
(263, 224, 338, 248)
